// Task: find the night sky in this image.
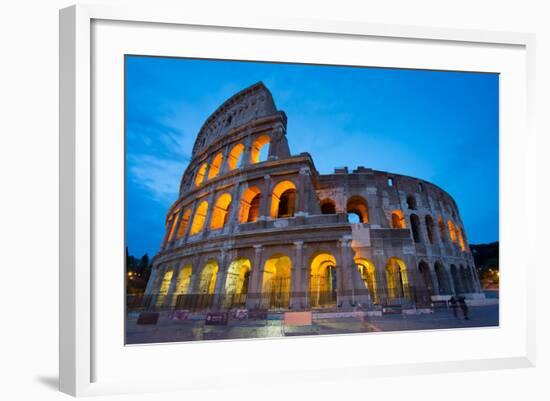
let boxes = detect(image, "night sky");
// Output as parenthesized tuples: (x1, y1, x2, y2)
(125, 56, 499, 258)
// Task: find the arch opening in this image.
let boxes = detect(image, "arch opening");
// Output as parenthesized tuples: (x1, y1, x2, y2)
(207, 152, 223, 180)
(224, 258, 251, 307)
(210, 193, 232, 230)
(391, 210, 406, 229)
(194, 163, 208, 187)
(227, 143, 244, 170)
(310, 253, 338, 307)
(250, 134, 270, 164)
(346, 196, 369, 223)
(176, 209, 191, 238)
(410, 213, 422, 243)
(239, 186, 262, 223)
(190, 200, 209, 235)
(261, 254, 292, 309)
(320, 199, 336, 215)
(385, 257, 409, 302)
(156, 267, 174, 307)
(199, 260, 218, 295)
(418, 261, 434, 294)
(270, 180, 297, 219)
(355, 257, 377, 303)
(425, 215, 435, 244)
(406, 195, 417, 210)
(448, 220, 457, 243)
(435, 262, 451, 294)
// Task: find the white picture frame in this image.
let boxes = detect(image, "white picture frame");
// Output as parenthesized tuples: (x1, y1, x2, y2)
(59, 4, 536, 397)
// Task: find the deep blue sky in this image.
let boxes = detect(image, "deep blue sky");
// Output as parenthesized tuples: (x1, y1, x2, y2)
(126, 56, 499, 258)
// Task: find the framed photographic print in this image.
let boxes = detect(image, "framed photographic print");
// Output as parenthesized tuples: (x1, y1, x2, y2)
(60, 4, 536, 397)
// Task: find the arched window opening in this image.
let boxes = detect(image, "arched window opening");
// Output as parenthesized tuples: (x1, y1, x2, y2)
(346, 196, 369, 223)
(448, 220, 457, 243)
(418, 261, 434, 294)
(156, 267, 174, 307)
(194, 163, 208, 187)
(310, 253, 338, 307)
(238, 186, 262, 223)
(207, 152, 223, 180)
(227, 143, 244, 170)
(387, 177, 394, 187)
(425, 215, 436, 244)
(262, 254, 292, 309)
(224, 258, 251, 307)
(418, 183, 424, 192)
(176, 209, 191, 238)
(435, 262, 451, 294)
(410, 213, 422, 243)
(190, 200, 209, 235)
(457, 227, 466, 251)
(270, 180, 297, 219)
(250, 135, 270, 164)
(175, 265, 192, 295)
(391, 210, 406, 229)
(355, 257, 377, 303)
(210, 193, 232, 230)
(385, 258, 409, 302)
(406, 195, 417, 210)
(167, 210, 180, 242)
(199, 260, 218, 295)
(320, 199, 336, 215)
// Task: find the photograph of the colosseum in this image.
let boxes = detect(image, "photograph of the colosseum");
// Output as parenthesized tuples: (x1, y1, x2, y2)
(125, 56, 499, 344)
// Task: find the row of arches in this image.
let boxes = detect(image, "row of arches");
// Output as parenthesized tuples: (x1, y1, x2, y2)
(154, 252, 477, 310)
(390, 210, 466, 251)
(318, 196, 370, 223)
(194, 134, 271, 187)
(165, 180, 298, 242)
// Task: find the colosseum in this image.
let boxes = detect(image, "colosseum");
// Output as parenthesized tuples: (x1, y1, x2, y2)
(143, 82, 486, 313)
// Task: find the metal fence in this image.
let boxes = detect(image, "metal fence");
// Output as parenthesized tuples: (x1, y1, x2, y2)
(127, 285, 437, 313)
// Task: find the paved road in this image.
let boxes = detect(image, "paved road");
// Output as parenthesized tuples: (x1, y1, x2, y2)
(126, 305, 499, 345)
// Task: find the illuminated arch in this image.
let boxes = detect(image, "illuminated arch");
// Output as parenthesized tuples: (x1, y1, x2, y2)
(210, 193, 232, 230)
(225, 258, 251, 300)
(320, 199, 336, 214)
(207, 152, 223, 180)
(176, 209, 191, 238)
(310, 252, 337, 307)
(238, 186, 262, 223)
(447, 220, 457, 243)
(385, 257, 409, 301)
(227, 143, 244, 170)
(270, 180, 297, 219)
(355, 257, 377, 303)
(199, 259, 218, 295)
(167, 210, 180, 242)
(346, 196, 369, 223)
(250, 134, 270, 164)
(457, 227, 466, 251)
(175, 265, 192, 295)
(156, 267, 174, 307)
(190, 200, 209, 235)
(391, 210, 406, 228)
(194, 163, 208, 187)
(262, 254, 292, 309)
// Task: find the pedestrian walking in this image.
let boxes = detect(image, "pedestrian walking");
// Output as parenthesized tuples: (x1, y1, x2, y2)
(449, 296, 458, 319)
(458, 296, 469, 320)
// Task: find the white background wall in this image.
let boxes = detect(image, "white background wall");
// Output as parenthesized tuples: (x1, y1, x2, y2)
(0, 0, 548, 399)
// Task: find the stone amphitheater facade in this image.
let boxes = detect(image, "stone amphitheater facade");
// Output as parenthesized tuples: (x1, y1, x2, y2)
(143, 82, 485, 311)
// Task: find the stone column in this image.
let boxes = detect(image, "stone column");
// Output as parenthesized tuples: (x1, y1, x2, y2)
(240, 136, 252, 168)
(182, 199, 198, 242)
(428, 263, 440, 296)
(290, 241, 304, 309)
(446, 264, 457, 294)
(213, 249, 230, 309)
(258, 174, 272, 219)
(373, 252, 388, 304)
(220, 145, 231, 175)
(246, 244, 264, 309)
(226, 181, 242, 233)
(296, 167, 309, 215)
(171, 208, 186, 244)
(338, 238, 355, 307)
(202, 191, 217, 235)
(149, 264, 168, 309)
